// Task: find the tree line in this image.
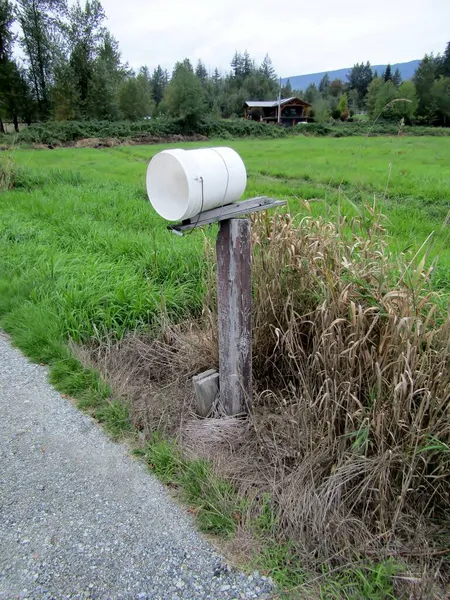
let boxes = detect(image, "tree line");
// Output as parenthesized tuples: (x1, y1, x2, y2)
(0, 0, 449, 131)
(0, 0, 281, 131)
(297, 45, 450, 126)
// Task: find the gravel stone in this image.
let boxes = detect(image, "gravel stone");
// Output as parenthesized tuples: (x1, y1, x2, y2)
(0, 333, 273, 599)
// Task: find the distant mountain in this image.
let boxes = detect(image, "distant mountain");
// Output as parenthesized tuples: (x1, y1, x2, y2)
(282, 60, 420, 92)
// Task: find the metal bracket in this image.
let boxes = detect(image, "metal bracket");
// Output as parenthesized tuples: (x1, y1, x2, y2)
(167, 196, 286, 235)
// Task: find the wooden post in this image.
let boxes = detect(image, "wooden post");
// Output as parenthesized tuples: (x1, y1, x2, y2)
(216, 218, 252, 415)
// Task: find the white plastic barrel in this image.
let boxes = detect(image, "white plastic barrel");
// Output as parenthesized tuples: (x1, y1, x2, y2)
(146, 147, 247, 221)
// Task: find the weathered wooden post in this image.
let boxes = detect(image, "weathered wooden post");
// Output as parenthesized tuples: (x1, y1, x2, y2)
(216, 218, 252, 415)
(168, 197, 285, 417)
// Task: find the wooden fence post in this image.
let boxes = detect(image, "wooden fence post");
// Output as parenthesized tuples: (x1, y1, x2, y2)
(216, 218, 252, 415)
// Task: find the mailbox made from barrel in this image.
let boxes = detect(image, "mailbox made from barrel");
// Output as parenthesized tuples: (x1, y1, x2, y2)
(146, 147, 247, 222)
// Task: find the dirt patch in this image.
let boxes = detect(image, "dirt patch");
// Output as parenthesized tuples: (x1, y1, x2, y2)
(1, 133, 210, 151)
(128, 134, 208, 145)
(68, 134, 208, 150)
(74, 137, 121, 149)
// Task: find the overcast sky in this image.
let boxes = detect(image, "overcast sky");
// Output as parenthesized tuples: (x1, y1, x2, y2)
(100, 0, 449, 77)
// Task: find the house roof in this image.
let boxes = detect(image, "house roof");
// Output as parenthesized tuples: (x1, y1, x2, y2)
(245, 96, 310, 108)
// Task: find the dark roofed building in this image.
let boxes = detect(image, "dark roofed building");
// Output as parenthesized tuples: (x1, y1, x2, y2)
(244, 97, 311, 126)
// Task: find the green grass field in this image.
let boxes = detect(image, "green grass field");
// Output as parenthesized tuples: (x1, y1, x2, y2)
(0, 135, 447, 398)
(2, 136, 449, 351)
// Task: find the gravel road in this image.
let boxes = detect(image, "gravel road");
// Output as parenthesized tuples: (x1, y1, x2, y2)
(0, 333, 272, 600)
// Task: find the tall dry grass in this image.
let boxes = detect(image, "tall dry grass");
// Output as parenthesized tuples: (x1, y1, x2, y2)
(80, 206, 449, 592)
(0, 152, 17, 191)
(241, 208, 449, 566)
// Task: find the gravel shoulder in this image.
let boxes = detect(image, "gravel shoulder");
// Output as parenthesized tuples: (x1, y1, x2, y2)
(0, 333, 272, 600)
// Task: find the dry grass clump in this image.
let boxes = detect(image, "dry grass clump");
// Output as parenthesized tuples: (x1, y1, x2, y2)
(0, 152, 17, 191)
(80, 206, 449, 591)
(75, 320, 218, 435)
(246, 208, 449, 557)
(195, 208, 449, 587)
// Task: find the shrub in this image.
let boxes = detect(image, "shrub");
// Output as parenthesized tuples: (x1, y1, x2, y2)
(0, 118, 449, 147)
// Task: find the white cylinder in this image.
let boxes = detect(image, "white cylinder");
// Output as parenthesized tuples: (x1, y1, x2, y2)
(146, 147, 247, 221)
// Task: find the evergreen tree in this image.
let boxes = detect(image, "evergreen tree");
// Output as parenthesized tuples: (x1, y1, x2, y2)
(281, 78, 292, 98)
(211, 67, 221, 90)
(242, 50, 253, 77)
(383, 64, 392, 82)
(392, 68, 402, 86)
(304, 83, 319, 104)
(318, 73, 330, 95)
(347, 61, 373, 103)
(136, 66, 155, 116)
(181, 58, 193, 72)
(438, 41, 450, 77)
(119, 69, 154, 120)
(230, 51, 242, 78)
(195, 59, 208, 87)
(87, 32, 124, 120)
(151, 65, 168, 106)
(260, 53, 276, 81)
(413, 54, 439, 122)
(0, 0, 14, 65)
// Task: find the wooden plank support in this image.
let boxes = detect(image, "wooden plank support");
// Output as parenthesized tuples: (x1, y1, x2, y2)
(216, 218, 252, 415)
(168, 196, 286, 234)
(192, 369, 219, 417)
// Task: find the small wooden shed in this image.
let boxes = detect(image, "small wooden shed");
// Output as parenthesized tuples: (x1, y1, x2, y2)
(244, 96, 311, 126)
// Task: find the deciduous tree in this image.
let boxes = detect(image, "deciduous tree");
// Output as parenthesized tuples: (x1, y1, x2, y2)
(164, 60, 205, 128)
(432, 77, 450, 125)
(16, 0, 66, 119)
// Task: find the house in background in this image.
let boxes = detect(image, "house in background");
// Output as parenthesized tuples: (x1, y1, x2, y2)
(244, 97, 311, 126)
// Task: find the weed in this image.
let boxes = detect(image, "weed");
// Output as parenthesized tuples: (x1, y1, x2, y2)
(95, 400, 133, 438)
(0, 152, 17, 190)
(145, 435, 183, 482)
